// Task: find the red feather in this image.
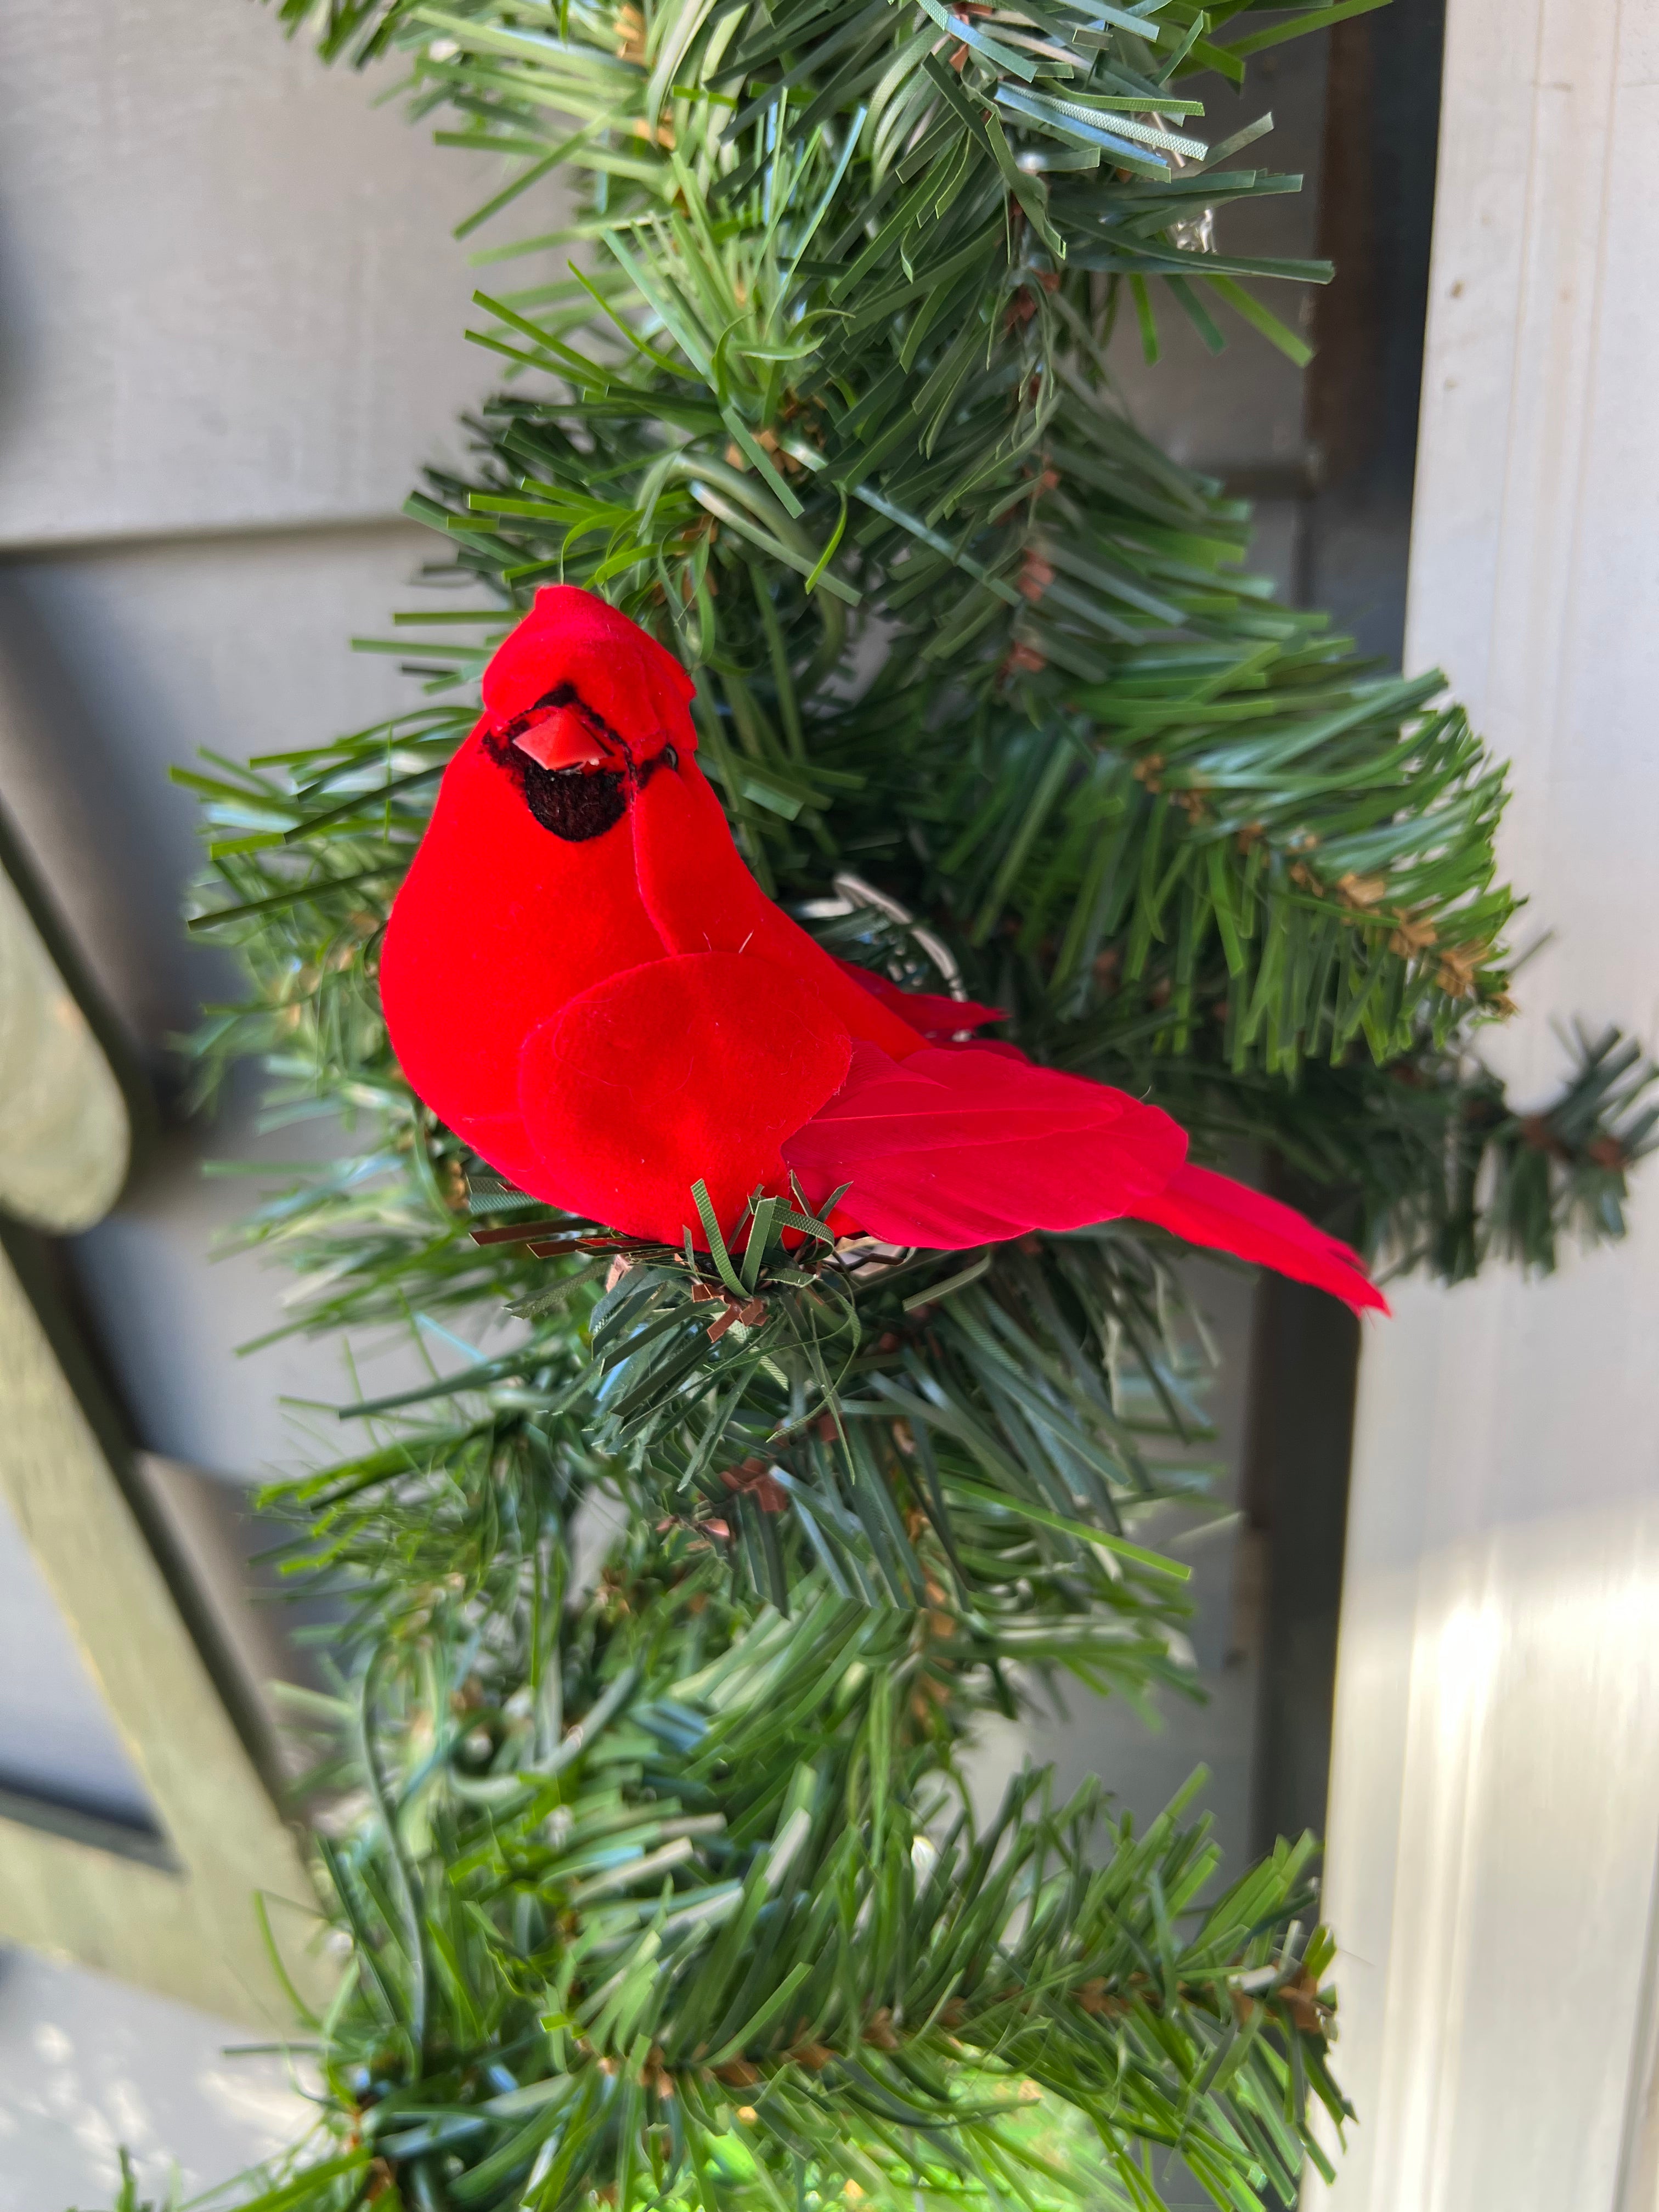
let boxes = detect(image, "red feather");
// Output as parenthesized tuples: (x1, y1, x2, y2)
(378, 586, 1386, 1313)
(783, 1041, 1185, 1246)
(832, 961, 1007, 1040)
(518, 952, 849, 1237)
(1126, 1161, 1389, 1314)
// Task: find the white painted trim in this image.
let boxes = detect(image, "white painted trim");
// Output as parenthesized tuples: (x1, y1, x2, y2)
(1311, 1, 1659, 2204)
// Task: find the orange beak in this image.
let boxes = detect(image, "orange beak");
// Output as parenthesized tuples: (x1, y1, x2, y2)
(511, 706, 614, 773)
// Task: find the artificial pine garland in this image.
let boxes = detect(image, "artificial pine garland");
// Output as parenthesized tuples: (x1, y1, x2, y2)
(155, 0, 1655, 2206)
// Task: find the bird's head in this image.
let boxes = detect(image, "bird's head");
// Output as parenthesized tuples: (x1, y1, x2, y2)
(478, 586, 697, 842)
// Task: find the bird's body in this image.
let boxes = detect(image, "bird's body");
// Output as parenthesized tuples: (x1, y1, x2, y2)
(381, 588, 1384, 1313)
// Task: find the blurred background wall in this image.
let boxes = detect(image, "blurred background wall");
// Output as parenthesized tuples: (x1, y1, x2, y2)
(0, 5, 514, 2197)
(0, 2, 1441, 2203)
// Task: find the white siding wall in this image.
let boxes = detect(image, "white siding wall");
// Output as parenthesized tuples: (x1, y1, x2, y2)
(0, 5, 506, 2201)
(1312, 3, 1659, 2205)
(0, 5, 498, 544)
(0, 0, 519, 1481)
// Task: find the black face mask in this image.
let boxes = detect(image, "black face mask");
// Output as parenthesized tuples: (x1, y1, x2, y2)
(487, 684, 679, 843)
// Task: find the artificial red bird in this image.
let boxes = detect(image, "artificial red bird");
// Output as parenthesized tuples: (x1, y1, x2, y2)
(379, 587, 1385, 1314)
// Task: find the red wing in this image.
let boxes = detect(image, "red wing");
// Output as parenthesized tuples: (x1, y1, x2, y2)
(627, 762, 928, 1059)
(1126, 1161, 1388, 1315)
(782, 1047, 1390, 1311)
(832, 961, 1007, 1040)
(517, 953, 850, 1244)
(781, 1042, 1187, 1249)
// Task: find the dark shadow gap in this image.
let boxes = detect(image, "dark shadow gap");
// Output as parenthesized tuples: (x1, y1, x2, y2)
(1244, 0, 1448, 1878)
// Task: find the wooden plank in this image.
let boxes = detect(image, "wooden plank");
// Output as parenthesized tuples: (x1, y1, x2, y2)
(0, 1228, 331, 2026)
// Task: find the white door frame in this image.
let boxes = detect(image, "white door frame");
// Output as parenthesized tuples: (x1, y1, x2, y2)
(1311, 2, 1659, 2205)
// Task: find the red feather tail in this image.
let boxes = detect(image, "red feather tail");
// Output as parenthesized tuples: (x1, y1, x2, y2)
(1126, 1161, 1387, 1315)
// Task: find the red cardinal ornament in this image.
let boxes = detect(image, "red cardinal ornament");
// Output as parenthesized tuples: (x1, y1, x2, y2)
(380, 587, 1385, 1314)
